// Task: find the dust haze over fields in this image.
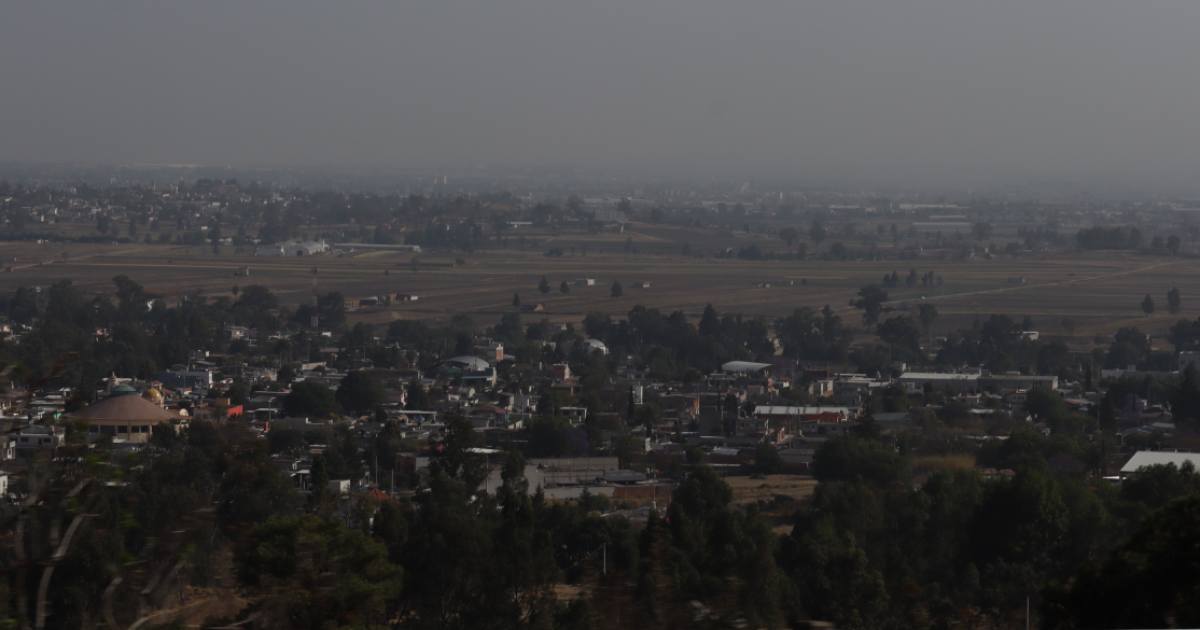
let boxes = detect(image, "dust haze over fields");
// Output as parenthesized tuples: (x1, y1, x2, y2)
(4, 1, 1200, 194)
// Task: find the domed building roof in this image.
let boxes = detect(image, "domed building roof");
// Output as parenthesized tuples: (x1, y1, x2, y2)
(72, 392, 178, 426)
(721, 360, 772, 374)
(583, 338, 609, 354)
(443, 356, 491, 371)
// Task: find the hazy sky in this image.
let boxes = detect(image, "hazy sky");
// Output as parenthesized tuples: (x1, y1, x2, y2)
(4, 1, 1200, 191)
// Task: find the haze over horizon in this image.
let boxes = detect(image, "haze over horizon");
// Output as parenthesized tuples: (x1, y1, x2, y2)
(5, 1, 1200, 193)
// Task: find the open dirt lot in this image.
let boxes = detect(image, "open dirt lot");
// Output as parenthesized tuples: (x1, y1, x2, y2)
(725, 474, 819, 505)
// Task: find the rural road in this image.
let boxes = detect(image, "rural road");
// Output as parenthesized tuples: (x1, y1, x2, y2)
(869, 259, 1185, 314)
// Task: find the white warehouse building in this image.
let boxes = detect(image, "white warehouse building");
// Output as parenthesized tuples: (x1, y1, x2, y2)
(255, 240, 330, 257)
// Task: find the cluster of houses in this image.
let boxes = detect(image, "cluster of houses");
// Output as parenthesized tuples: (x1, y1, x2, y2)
(1, 323, 1196, 507)
(355, 293, 421, 308)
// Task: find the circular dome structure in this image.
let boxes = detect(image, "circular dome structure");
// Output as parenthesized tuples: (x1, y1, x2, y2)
(110, 383, 138, 397)
(442, 356, 491, 372)
(583, 338, 609, 355)
(72, 392, 178, 443)
(143, 387, 164, 405)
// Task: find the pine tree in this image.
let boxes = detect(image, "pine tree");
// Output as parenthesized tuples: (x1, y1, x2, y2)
(1168, 287, 1182, 314)
(1172, 364, 1200, 425)
(405, 376, 429, 410)
(698, 304, 720, 337)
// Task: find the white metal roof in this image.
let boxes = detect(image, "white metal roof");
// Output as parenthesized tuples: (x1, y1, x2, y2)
(899, 372, 979, 381)
(1120, 450, 1200, 474)
(444, 356, 491, 371)
(721, 361, 772, 374)
(983, 374, 1057, 381)
(584, 338, 609, 352)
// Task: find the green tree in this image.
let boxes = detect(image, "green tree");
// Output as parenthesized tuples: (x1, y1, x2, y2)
(112, 274, 149, 316)
(283, 381, 338, 418)
(969, 470, 1070, 608)
(1141, 294, 1155, 316)
(753, 442, 783, 474)
(1063, 496, 1200, 628)
(405, 376, 430, 410)
(401, 469, 495, 625)
(877, 315, 922, 358)
(335, 370, 384, 416)
(526, 417, 577, 457)
(1118, 461, 1200, 520)
(309, 454, 330, 508)
(316, 291, 347, 329)
(853, 285, 889, 325)
(780, 226, 799, 248)
(434, 414, 486, 487)
(813, 436, 907, 486)
(1167, 234, 1182, 255)
(238, 284, 276, 308)
(972, 222, 993, 241)
(666, 466, 787, 626)
(490, 465, 560, 626)
(1105, 327, 1151, 369)
(776, 306, 850, 362)
(810, 219, 827, 246)
(698, 304, 721, 337)
(1024, 388, 1069, 426)
(1036, 341, 1071, 376)
(238, 515, 402, 628)
(494, 311, 524, 345)
(538, 275, 551, 294)
(918, 302, 939, 346)
(1172, 364, 1200, 426)
(217, 440, 303, 532)
(1168, 287, 1182, 314)
(611, 281, 624, 298)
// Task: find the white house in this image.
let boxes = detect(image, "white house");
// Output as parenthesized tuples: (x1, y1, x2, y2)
(15, 425, 65, 451)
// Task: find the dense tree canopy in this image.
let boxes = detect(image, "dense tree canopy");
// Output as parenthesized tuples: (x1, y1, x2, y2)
(336, 370, 385, 416)
(284, 381, 339, 418)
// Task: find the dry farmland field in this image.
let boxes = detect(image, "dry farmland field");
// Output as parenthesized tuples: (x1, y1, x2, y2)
(1, 238, 1198, 343)
(725, 474, 819, 506)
